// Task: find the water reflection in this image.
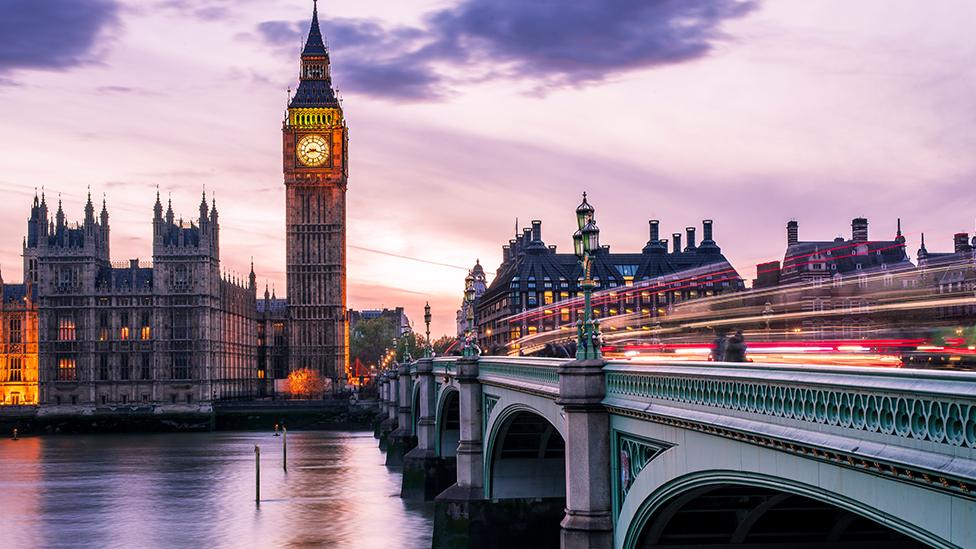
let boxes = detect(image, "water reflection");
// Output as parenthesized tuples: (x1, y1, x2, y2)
(0, 431, 433, 549)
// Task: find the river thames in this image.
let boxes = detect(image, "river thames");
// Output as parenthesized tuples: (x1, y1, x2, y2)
(0, 431, 434, 549)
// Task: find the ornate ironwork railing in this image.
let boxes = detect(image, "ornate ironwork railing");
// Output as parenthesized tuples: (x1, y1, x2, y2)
(605, 361, 976, 450)
(478, 357, 563, 389)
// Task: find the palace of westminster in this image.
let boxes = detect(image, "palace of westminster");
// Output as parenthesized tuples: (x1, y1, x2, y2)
(0, 2, 349, 410)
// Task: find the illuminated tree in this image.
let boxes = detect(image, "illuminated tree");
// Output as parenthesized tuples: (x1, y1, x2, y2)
(286, 368, 326, 398)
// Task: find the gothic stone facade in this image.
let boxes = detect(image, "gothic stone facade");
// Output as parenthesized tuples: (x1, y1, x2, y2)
(10, 192, 258, 413)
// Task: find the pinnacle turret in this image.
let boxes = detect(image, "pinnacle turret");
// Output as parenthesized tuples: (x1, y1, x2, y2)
(84, 189, 95, 225)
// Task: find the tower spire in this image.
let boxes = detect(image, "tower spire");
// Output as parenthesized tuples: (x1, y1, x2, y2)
(302, 0, 327, 57)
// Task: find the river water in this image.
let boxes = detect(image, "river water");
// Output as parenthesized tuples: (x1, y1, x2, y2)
(0, 431, 434, 549)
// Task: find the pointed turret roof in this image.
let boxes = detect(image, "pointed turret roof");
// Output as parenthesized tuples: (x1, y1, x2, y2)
(302, 0, 328, 57)
(289, 0, 339, 109)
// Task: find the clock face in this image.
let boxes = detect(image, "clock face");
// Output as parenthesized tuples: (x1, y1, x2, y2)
(297, 134, 329, 167)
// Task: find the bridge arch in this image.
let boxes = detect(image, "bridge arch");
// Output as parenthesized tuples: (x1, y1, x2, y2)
(621, 470, 946, 549)
(484, 404, 566, 499)
(434, 386, 460, 457)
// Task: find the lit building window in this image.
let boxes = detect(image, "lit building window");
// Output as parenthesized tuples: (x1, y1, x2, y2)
(560, 308, 570, 322)
(543, 291, 554, 305)
(120, 326, 130, 341)
(8, 318, 22, 344)
(8, 357, 22, 382)
(58, 357, 77, 381)
(58, 317, 76, 341)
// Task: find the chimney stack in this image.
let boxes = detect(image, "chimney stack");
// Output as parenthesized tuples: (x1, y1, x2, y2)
(660, 239, 669, 253)
(531, 220, 542, 242)
(649, 220, 659, 242)
(672, 233, 681, 254)
(954, 233, 972, 253)
(787, 220, 799, 245)
(702, 219, 713, 242)
(685, 227, 697, 251)
(852, 218, 868, 242)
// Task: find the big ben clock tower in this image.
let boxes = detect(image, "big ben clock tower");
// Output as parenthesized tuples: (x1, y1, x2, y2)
(284, 0, 348, 381)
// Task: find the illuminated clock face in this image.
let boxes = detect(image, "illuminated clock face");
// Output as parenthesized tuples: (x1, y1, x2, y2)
(297, 134, 329, 167)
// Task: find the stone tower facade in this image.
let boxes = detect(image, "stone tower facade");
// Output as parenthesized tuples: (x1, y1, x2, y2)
(283, 1, 349, 381)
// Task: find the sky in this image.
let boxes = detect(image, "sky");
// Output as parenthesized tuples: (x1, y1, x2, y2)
(0, 0, 974, 337)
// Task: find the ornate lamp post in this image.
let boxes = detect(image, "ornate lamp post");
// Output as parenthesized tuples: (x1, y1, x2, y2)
(574, 192, 602, 360)
(423, 302, 433, 358)
(463, 273, 480, 357)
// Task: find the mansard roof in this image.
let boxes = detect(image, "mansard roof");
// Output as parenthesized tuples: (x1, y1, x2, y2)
(480, 230, 741, 305)
(782, 238, 910, 276)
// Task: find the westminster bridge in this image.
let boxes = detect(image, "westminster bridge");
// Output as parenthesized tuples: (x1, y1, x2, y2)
(375, 356, 975, 549)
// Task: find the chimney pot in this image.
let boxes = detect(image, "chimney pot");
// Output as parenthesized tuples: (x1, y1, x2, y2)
(702, 219, 713, 242)
(852, 217, 869, 242)
(531, 220, 542, 242)
(787, 220, 799, 245)
(672, 233, 682, 254)
(953, 232, 971, 254)
(685, 227, 697, 251)
(649, 220, 660, 242)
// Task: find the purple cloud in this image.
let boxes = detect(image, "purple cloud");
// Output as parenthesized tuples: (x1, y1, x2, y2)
(0, 0, 119, 74)
(254, 0, 756, 101)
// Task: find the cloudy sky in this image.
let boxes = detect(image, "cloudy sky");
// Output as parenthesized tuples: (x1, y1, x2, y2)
(0, 0, 974, 336)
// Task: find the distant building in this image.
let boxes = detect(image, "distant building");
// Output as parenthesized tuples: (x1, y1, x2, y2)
(749, 218, 914, 339)
(348, 307, 411, 337)
(475, 195, 745, 354)
(916, 230, 976, 323)
(456, 260, 488, 338)
(755, 218, 912, 287)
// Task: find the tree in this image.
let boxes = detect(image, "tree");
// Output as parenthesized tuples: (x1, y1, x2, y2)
(432, 335, 459, 355)
(286, 368, 326, 398)
(350, 317, 396, 367)
(396, 331, 426, 361)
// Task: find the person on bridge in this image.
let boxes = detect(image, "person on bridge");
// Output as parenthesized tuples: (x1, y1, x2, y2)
(711, 331, 728, 362)
(725, 330, 748, 362)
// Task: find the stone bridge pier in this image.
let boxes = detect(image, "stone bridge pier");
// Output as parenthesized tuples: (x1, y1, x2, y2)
(386, 362, 417, 466)
(376, 370, 398, 451)
(402, 357, 457, 500)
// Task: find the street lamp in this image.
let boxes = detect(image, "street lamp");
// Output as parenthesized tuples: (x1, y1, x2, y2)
(463, 272, 480, 357)
(424, 301, 433, 358)
(574, 192, 602, 360)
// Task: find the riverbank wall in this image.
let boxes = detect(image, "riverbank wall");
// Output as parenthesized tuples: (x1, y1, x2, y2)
(0, 399, 379, 435)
